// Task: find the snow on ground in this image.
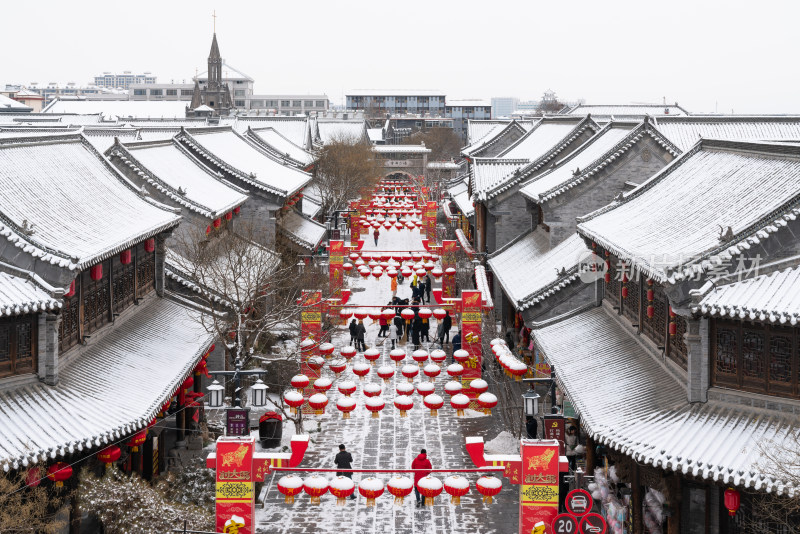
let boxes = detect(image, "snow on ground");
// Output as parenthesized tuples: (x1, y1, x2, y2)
(255, 214, 518, 533)
(484, 431, 520, 455)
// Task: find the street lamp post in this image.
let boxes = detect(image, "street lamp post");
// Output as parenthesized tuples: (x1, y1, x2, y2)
(208, 360, 269, 436)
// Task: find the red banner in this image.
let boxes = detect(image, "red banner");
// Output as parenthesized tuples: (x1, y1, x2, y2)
(329, 240, 344, 299)
(459, 290, 482, 406)
(349, 200, 361, 244)
(216, 436, 256, 534)
(300, 290, 322, 381)
(441, 240, 457, 299)
(520, 440, 560, 534)
(425, 201, 437, 242)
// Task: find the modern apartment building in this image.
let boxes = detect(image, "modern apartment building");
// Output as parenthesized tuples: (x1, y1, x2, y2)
(93, 71, 157, 89)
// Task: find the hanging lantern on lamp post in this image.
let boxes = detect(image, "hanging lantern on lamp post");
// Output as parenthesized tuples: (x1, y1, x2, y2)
(251, 379, 268, 407)
(207, 380, 225, 408)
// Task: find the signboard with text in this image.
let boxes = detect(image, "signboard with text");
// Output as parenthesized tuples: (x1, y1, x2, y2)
(459, 290, 483, 407)
(226, 408, 250, 437)
(520, 439, 561, 534)
(441, 240, 457, 298)
(215, 436, 255, 534)
(544, 415, 566, 455)
(329, 240, 344, 299)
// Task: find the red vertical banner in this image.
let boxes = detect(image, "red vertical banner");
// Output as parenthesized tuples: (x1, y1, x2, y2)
(520, 440, 560, 534)
(441, 240, 457, 298)
(349, 201, 360, 244)
(459, 290, 482, 407)
(216, 436, 255, 534)
(425, 201, 437, 242)
(329, 240, 344, 299)
(300, 290, 322, 381)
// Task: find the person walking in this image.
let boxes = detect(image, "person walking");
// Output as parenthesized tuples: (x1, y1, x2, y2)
(450, 330, 461, 363)
(334, 444, 357, 499)
(565, 426, 579, 471)
(417, 279, 426, 303)
(373, 228, 380, 246)
(349, 318, 358, 347)
(412, 449, 433, 508)
(388, 321, 398, 349)
(421, 317, 430, 343)
(424, 274, 432, 304)
(438, 310, 452, 345)
(412, 316, 422, 350)
(355, 320, 367, 352)
(393, 313, 405, 344)
(378, 314, 389, 338)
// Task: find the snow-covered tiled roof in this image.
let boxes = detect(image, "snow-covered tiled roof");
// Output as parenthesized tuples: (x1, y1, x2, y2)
(373, 144, 431, 154)
(0, 113, 104, 126)
(470, 158, 530, 199)
(0, 133, 180, 271)
(301, 195, 322, 219)
(43, 99, 189, 120)
(564, 103, 690, 118)
(278, 210, 326, 251)
(693, 265, 800, 324)
(498, 117, 591, 160)
(0, 94, 31, 111)
(316, 120, 368, 144)
(450, 181, 474, 218)
(578, 140, 800, 284)
(466, 120, 509, 148)
(427, 161, 460, 170)
(0, 297, 213, 469)
(82, 127, 139, 153)
(177, 128, 311, 198)
(520, 121, 679, 204)
(0, 270, 61, 317)
(534, 305, 798, 495)
(367, 128, 383, 143)
(233, 117, 311, 148)
(247, 127, 314, 168)
(462, 120, 533, 159)
(112, 140, 248, 219)
(474, 265, 493, 309)
(488, 230, 587, 310)
(653, 115, 800, 152)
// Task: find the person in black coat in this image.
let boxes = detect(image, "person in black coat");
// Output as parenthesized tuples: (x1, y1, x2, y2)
(451, 330, 461, 363)
(349, 319, 358, 346)
(411, 316, 422, 349)
(393, 314, 404, 340)
(417, 279, 426, 302)
(439, 310, 452, 344)
(355, 320, 367, 352)
(334, 444, 357, 499)
(421, 318, 430, 342)
(424, 275, 432, 303)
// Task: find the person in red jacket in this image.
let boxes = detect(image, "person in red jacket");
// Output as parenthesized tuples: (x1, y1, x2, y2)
(412, 448, 433, 508)
(373, 228, 380, 246)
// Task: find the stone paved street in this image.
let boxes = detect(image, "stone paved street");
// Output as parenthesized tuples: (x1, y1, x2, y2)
(256, 227, 519, 533)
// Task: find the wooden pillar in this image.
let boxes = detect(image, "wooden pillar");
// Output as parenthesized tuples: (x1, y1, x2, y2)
(585, 435, 596, 475)
(668, 473, 682, 534)
(69, 491, 81, 534)
(176, 408, 186, 446)
(632, 461, 643, 534)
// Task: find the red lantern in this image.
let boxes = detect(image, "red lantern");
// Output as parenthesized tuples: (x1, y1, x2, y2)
(724, 488, 740, 516)
(338, 380, 357, 397)
(412, 350, 429, 366)
(46, 462, 73, 488)
(669, 307, 677, 336)
(25, 467, 42, 488)
(389, 348, 406, 366)
(443, 475, 470, 505)
(433, 308, 446, 320)
(377, 365, 395, 383)
(365, 397, 385, 418)
(386, 476, 414, 504)
(604, 272, 611, 283)
(120, 249, 132, 265)
(401, 308, 415, 322)
(450, 393, 471, 416)
(307, 393, 329, 415)
(97, 445, 121, 466)
(453, 349, 470, 364)
(213, 218, 221, 229)
(359, 477, 385, 507)
(363, 383, 382, 398)
(621, 286, 629, 298)
(90, 264, 103, 281)
(340, 346, 357, 360)
(144, 238, 155, 253)
(291, 374, 310, 390)
(444, 380, 463, 396)
(284, 391, 305, 414)
(336, 397, 356, 419)
(277, 475, 304, 504)
(401, 364, 419, 382)
(477, 393, 498, 415)
(319, 342, 335, 356)
(423, 364, 441, 381)
(303, 475, 329, 505)
(470, 379, 489, 395)
(430, 349, 447, 364)
(181, 376, 194, 390)
(418, 308, 432, 320)
(423, 394, 444, 417)
(353, 363, 371, 380)
(417, 476, 443, 506)
(647, 305, 655, 318)
(329, 359, 347, 375)
(394, 396, 413, 417)
(65, 279, 76, 298)
(233, 206, 241, 215)
(225, 212, 233, 221)
(329, 476, 356, 505)
(354, 308, 369, 320)
(476, 476, 502, 504)
(127, 430, 147, 452)
(307, 356, 325, 371)
(206, 225, 212, 235)
(446, 363, 464, 378)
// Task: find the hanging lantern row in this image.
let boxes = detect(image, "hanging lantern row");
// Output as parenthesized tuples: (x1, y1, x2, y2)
(492, 341, 529, 381)
(646, 278, 655, 318)
(277, 474, 502, 507)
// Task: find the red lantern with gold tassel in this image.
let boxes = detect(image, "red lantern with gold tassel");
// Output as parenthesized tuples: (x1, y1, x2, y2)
(213, 218, 221, 229)
(669, 307, 677, 336)
(90, 264, 103, 281)
(724, 488, 740, 516)
(225, 212, 233, 221)
(646, 279, 655, 318)
(144, 238, 155, 253)
(97, 445, 121, 467)
(46, 462, 72, 488)
(120, 249, 132, 265)
(127, 430, 147, 452)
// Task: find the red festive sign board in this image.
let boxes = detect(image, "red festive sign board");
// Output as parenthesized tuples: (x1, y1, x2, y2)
(520, 440, 560, 534)
(441, 240, 457, 298)
(544, 415, 565, 455)
(459, 290, 482, 406)
(215, 436, 255, 534)
(329, 240, 344, 299)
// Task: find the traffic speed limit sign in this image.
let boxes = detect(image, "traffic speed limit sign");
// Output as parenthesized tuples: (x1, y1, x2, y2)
(551, 513, 579, 534)
(579, 513, 607, 534)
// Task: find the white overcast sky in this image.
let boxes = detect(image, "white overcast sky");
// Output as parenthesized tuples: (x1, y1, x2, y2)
(2, 0, 799, 114)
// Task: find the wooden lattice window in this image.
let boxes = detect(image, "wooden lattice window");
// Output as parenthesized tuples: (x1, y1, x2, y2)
(137, 248, 156, 296)
(641, 283, 667, 348)
(83, 265, 110, 335)
(711, 320, 799, 398)
(605, 253, 619, 301)
(623, 274, 640, 324)
(0, 315, 38, 378)
(113, 260, 136, 313)
(58, 294, 80, 352)
(668, 315, 688, 370)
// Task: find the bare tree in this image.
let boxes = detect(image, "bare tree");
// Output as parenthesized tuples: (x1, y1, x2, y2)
(402, 127, 462, 161)
(741, 438, 800, 531)
(171, 222, 335, 434)
(0, 466, 70, 533)
(312, 133, 384, 219)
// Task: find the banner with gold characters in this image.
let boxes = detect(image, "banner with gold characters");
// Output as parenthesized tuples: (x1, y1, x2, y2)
(216, 436, 255, 534)
(300, 290, 322, 383)
(520, 440, 560, 534)
(459, 290, 483, 406)
(329, 240, 344, 299)
(349, 200, 360, 243)
(425, 201, 437, 240)
(441, 240, 457, 298)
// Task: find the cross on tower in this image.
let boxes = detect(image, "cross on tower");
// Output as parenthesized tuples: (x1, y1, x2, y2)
(212, 10, 217, 33)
